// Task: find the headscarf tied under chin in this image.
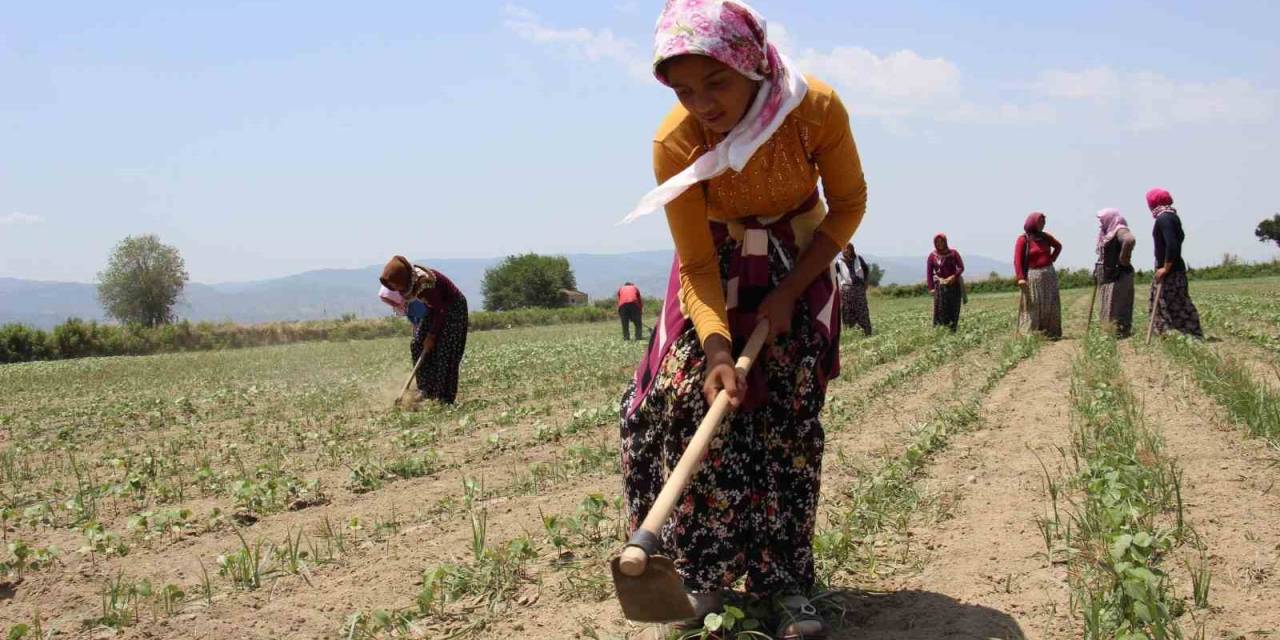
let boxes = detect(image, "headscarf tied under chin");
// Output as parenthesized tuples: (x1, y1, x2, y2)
(619, 0, 808, 224)
(932, 233, 950, 257)
(1023, 212, 1046, 237)
(1096, 208, 1129, 255)
(1146, 188, 1176, 219)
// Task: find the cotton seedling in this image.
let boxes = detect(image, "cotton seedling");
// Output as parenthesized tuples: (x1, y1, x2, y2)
(4, 611, 45, 640)
(677, 604, 772, 640)
(79, 522, 129, 564)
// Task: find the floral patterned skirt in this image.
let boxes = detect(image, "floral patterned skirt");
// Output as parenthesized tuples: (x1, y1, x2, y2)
(1149, 271, 1203, 338)
(410, 296, 468, 404)
(841, 279, 873, 336)
(618, 239, 831, 595)
(933, 282, 963, 331)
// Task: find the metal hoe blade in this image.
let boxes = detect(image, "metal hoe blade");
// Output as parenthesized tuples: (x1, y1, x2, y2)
(610, 555, 697, 623)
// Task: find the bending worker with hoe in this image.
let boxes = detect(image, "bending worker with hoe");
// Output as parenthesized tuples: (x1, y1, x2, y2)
(615, 1, 867, 638)
(618, 281, 645, 341)
(379, 256, 469, 405)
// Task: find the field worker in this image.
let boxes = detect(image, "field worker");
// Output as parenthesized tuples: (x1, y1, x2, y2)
(835, 242, 873, 336)
(927, 233, 965, 332)
(1014, 212, 1064, 338)
(616, 1, 867, 637)
(378, 256, 469, 404)
(1095, 208, 1137, 337)
(1146, 188, 1203, 337)
(617, 282, 644, 341)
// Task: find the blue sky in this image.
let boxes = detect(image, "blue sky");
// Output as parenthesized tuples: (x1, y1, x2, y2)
(2, 1, 1278, 283)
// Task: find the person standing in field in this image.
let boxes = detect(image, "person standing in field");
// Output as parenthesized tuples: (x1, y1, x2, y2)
(378, 256, 469, 404)
(927, 233, 964, 332)
(835, 242, 873, 336)
(617, 282, 644, 341)
(1146, 188, 1203, 337)
(1014, 212, 1063, 338)
(1095, 208, 1137, 337)
(617, 1, 867, 637)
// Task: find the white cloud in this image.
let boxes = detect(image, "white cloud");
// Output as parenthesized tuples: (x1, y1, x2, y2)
(799, 46, 961, 104)
(502, 4, 649, 80)
(499, 9, 1273, 134)
(0, 212, 43, 226)
(1033, 67, 1122, 101)
(1032, 66, 1275, 130)
(794, 44, 1055, 127)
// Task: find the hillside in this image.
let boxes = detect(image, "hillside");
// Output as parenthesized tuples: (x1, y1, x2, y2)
(1, 251, 1011, 328)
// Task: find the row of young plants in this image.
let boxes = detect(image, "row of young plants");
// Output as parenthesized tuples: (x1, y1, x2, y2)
(1160, 335, 1280, 448)
(332, 318, 990, 639)
(815, 333, 1045, 586)
(2, 510, 403, 637)
(1053, 330, 1192, 639)
(826, 308, 1010, 430)
(0, 323, 641, 537)
(1197, 294, 1280, 359)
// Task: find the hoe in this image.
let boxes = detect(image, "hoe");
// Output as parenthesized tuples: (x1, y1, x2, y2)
(611, 321, 769, 623)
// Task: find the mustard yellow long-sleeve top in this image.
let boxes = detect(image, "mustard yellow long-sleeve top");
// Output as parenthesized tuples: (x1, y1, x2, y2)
(654, 76, 868, 345)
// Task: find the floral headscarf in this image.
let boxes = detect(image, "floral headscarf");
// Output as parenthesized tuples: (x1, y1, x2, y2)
(1096, 208, 1128, 255)
(620, 0, 808, 223)
(408, 266, 437, 300)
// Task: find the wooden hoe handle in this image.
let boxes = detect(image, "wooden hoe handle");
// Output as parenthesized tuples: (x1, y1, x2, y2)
(1086, 273, 1099, 331)
(617, 321, 770, 576)
(1146, 281, 1164, 345)
(400, 345, 431, 396)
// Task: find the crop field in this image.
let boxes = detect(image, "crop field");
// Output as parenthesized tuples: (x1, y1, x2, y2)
(1, 277, 1277, 639)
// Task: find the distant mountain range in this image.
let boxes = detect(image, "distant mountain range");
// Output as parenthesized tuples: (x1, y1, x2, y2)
(0, 251, 1011, 329)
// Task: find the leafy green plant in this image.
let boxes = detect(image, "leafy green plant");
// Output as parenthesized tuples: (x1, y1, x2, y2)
(1063, 329, 1184, 639)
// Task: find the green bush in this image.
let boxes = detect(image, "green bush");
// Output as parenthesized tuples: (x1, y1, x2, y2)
(49, 318, 106, 358)
(481, 254, 577, 311)
(0, 324, 52, 363)
(591, 296, 664, 311)
(0, 305, 648, 364)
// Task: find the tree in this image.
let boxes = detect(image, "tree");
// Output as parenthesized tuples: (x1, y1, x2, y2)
(866, 262, 885, 288)
(1257, 214, 1280, 248)
(97, 235, 189, 327)
(481, 253, 577, 311)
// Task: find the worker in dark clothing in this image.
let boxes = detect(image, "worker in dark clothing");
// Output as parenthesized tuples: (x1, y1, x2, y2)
(1145, 188, 1202, 338)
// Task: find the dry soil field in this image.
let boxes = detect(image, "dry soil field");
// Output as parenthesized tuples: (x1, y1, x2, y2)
(1, 278, 1277, 639)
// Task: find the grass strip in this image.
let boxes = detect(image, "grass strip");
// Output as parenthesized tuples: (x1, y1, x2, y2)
(1161, 335, 1280, 449)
